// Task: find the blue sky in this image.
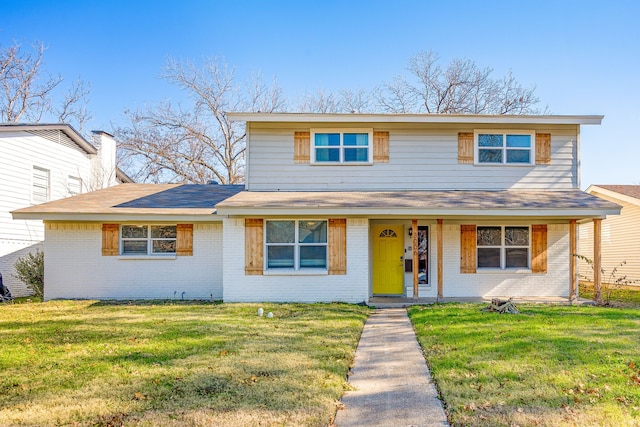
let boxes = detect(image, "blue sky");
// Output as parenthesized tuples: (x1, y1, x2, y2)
(1, 0, 639, 187)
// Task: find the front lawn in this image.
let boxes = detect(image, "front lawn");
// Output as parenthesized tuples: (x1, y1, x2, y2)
(409, 304, 640, 427)
(580, 282, 640, 307)
(0, 300, 368, 426)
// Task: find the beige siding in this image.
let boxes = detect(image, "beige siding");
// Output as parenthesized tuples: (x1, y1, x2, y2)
(246, 123, 578, 191)
(578, 195, 640, 283)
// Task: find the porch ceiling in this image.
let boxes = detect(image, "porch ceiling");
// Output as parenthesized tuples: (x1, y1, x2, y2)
(215, 189, 621, 219)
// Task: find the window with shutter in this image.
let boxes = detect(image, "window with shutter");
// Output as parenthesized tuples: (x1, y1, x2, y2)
(102, 224, 119, 256)
(373, 131, 389, 163)
(460, 225, 477, 273)
(176, 224, 193, 256)
(535, 133, 551, 165)
(245, 218, 264, 275)
(328, 218, 347, 275)
(531, 224, 548, 273)
(458, 133, 474, 164)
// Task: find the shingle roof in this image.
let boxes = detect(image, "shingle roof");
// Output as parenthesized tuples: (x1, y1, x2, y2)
(216, 189, 620, 211)
(594, 185, 640, 201)
(12, 184, 244, 216)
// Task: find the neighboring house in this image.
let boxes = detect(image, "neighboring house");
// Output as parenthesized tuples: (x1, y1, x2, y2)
(1, 124, 132, 296)
(13, 114, 620, 303)
(578, 185, 640, 284)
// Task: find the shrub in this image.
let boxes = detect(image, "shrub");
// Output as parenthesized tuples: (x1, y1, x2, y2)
(13, 249, 44, 297)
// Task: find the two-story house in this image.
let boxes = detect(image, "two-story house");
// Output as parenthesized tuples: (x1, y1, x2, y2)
(12, 114, 620, 302)
(1, 124, 132, 296)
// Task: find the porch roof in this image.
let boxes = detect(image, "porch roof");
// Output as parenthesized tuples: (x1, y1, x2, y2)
(215, 189, 621, 220)
(12, 184, 245, 222)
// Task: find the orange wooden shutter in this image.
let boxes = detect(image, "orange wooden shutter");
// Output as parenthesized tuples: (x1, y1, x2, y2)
(176, 224, 193, 256)
(328, 218, 347, 275)
(294, 131, 310, 163)
(536, 133, 551, 165)
(460, 224, 477, 273)
(102, 223, 119, 256)
(245, 218, 264, 275)
(531, 224, 548, 273)
(458, 133, 474, 164)
(373, 131, 389, 163)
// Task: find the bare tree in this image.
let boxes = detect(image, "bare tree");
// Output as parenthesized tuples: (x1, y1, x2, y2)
(0, 41, 92, 130)
(297, 88, 374, 113)
(115, 57, 285, 184)
(376, 50, 542, 114)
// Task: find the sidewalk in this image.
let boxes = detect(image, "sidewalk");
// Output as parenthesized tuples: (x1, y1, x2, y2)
(334, 308, 449, 427)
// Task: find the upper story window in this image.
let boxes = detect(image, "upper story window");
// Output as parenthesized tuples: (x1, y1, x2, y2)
(265, 220, 328, 269)
(32, 166, 50, 204)
(475, 131, 534, 165)
(477, 226, 529, 269)
(311, 129, 373, 163)
(120, 225, 177, 255)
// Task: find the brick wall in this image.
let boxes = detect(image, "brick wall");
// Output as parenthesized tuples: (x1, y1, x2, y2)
(44, 222, 223, 300)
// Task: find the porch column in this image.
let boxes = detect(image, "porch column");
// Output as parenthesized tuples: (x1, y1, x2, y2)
(569, 219, 577, 301)
(437, 219, 443, 300)
(593, 218, 602, 304)
(412, 219, 418, 300)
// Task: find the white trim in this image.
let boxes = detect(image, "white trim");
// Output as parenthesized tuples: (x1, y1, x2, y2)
(120, 224, 177, 256)
(227, 112, 604, 125)
(310, 128, 373, 164)
(264, 219, 328, 272)
(31, 165, 50, 205)
(474, 129, 535, 165)
(477, 225, 530, 270)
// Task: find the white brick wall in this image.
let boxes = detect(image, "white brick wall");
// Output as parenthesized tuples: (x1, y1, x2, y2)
(222, 218, 369, 303)
(442, 222, 570, 297)
(43, 222, 223, 301)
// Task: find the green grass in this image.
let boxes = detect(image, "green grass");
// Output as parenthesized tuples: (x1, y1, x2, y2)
(0, 300, 368, 426)
(409, 303, 640, 427)
(580, 282, 640, 307)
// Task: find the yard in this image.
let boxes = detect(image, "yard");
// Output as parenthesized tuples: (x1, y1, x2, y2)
(409, 303, 640, 427)
(0, 300, 368, 426)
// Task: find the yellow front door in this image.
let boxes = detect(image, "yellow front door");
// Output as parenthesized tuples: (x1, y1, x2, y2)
(372, 225, 405, 295)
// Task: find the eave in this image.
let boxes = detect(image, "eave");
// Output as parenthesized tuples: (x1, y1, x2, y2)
(226, 112, 604, 126)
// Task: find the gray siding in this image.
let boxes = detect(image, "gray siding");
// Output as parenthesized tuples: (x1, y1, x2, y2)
(246, 122, 578, 191)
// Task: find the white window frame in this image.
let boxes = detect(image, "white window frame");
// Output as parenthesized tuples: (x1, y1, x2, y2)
(32, 166, 50, 204)
(476, 225, 530, 270)
(474, 130, 535, 165)
(120, 224, 177, 256)
(310, 128, 373, 164)
(68, 176, 83, 196)
(264, 219, 328, 271)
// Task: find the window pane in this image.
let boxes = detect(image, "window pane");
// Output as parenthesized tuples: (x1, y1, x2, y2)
(343, 133, 368, 146)
(506, 150, 530, 163)
(300, 246, 327, 268)
(152, 240, 176, 254)
(478, 248, 501, 268)
(315, 148, 340, 162)
(505, 227, 529, 246)
(298, 220, 327, 243)
(479, 149, 502, 163)
(478, 134, 503, 147)
(314, 133, 340, 146)
(344, 148, 368, 162)
(151, 225, 177, 238)
(122, 240, 148, 255)
(506, 134, 531, 148)
(267, 246, 294, 268)
(122, 225, 147, 238)
(477, 227, 501, 246)
(266, 221, 295, 243)
(506, 248, 528, 268)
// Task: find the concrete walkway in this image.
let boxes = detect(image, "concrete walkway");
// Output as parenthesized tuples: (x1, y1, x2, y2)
(335, 308, 449, 427)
